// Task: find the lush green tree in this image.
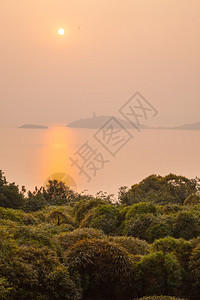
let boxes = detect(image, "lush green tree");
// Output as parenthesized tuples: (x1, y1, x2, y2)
(151, 237, 193, 264)
(0, 243, 82, 299)
(189, 244, 200, 298)
(161, 204, 181, 214)
(42, 179, 77, 205)
(162, 174, 199, 205)
(47, 209, 74, 226)
(126, 202, 157, 219)
(124, 204, 173, 243)
(118, 186, 132, 205)
(135, 251, 182, 297)
(0, 277, 12, 299)
(0, 246, 39, 299)
(73, 198, 106, 224)
(13, 225, 56, 249)
(65, 238, 133, 300)
(147, 216, 173, 242)
(23, 190, 47, 212)
(56, 228, 105, 251)
(123, 213, 156, 241)
(151, 237, 193, 297)
(95, 190, 114, 203)
(80, 204, 121, 234)
(184, 193, 200, 205)
(46, 265, 82, 300)
(0, 207, 37, 225)
(120, 174, 199, 206)
(106, 236, 150, 255)
(173, 212, 200, 240)
(0, 170, 24, 209)
(0, 170, 200, 299)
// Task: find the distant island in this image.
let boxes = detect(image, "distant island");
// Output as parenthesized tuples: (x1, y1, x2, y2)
(66, 115, 147, 129)
(152, 122, 200, 131)
(67, 115, 200, 131)
(19, 124, 48, 129)
(172, 122, 200, 130)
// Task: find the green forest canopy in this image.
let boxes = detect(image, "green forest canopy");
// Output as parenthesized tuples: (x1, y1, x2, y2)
(0, 170, 200, 299)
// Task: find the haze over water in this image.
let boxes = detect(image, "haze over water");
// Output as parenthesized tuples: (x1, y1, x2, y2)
(1, 127, 199, 197)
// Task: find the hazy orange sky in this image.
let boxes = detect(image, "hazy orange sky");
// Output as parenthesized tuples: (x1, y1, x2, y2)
(0, 0, 199, 127)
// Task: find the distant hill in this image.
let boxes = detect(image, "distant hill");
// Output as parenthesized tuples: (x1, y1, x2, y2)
(19, 124, 48, 129)
(150, 122, 200, 131)
(66, 115, 146, 129)
(172, 122, 200, 130)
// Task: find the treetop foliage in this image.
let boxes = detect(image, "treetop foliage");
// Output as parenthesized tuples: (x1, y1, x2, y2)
(0, 170, 200, 299)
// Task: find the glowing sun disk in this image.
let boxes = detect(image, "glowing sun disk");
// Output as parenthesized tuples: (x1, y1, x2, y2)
(58, 28, 65, 35)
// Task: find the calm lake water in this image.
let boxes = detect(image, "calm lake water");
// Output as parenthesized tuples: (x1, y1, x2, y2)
(0, 127, 199, 198)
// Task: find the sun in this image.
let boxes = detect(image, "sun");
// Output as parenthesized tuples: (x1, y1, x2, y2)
(58, 28, 65, 36)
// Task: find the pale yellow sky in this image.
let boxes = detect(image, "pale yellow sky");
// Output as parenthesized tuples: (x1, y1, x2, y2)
(0, 0, 200, 127)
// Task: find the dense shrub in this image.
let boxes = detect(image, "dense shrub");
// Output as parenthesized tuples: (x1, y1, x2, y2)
(161, 204, 181, 214)
(184, 193, 200, 205)
(189, 244, 200, 298)
(23, 191, 47, 212)
(47, 210, 74, 226)
(134, 251, 182, 297)
(0, 207, 38, 225)
(151, 237, 193, 265)
(147, 217, 173, 242)
(0, 277, 12, 299)
(119, 174, 198, 206)
(151, 237, 193, 297)
(173, 212, 200, 240)
(56, 228, 105, 251)
(126, 202, 157, 219)
(107, 236, 150, 255)
(65, 238, 133, 300)
(13, 225, 56, 248)
(0, 171, 24, 209)
(123, 213, 156, 241)
(80, 204, 121, 234)
(73, 198, 106, 224)
(0, 170, 200, 299)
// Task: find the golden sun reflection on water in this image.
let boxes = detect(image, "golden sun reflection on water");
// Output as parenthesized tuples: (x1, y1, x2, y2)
(41, 127, 77, 189)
